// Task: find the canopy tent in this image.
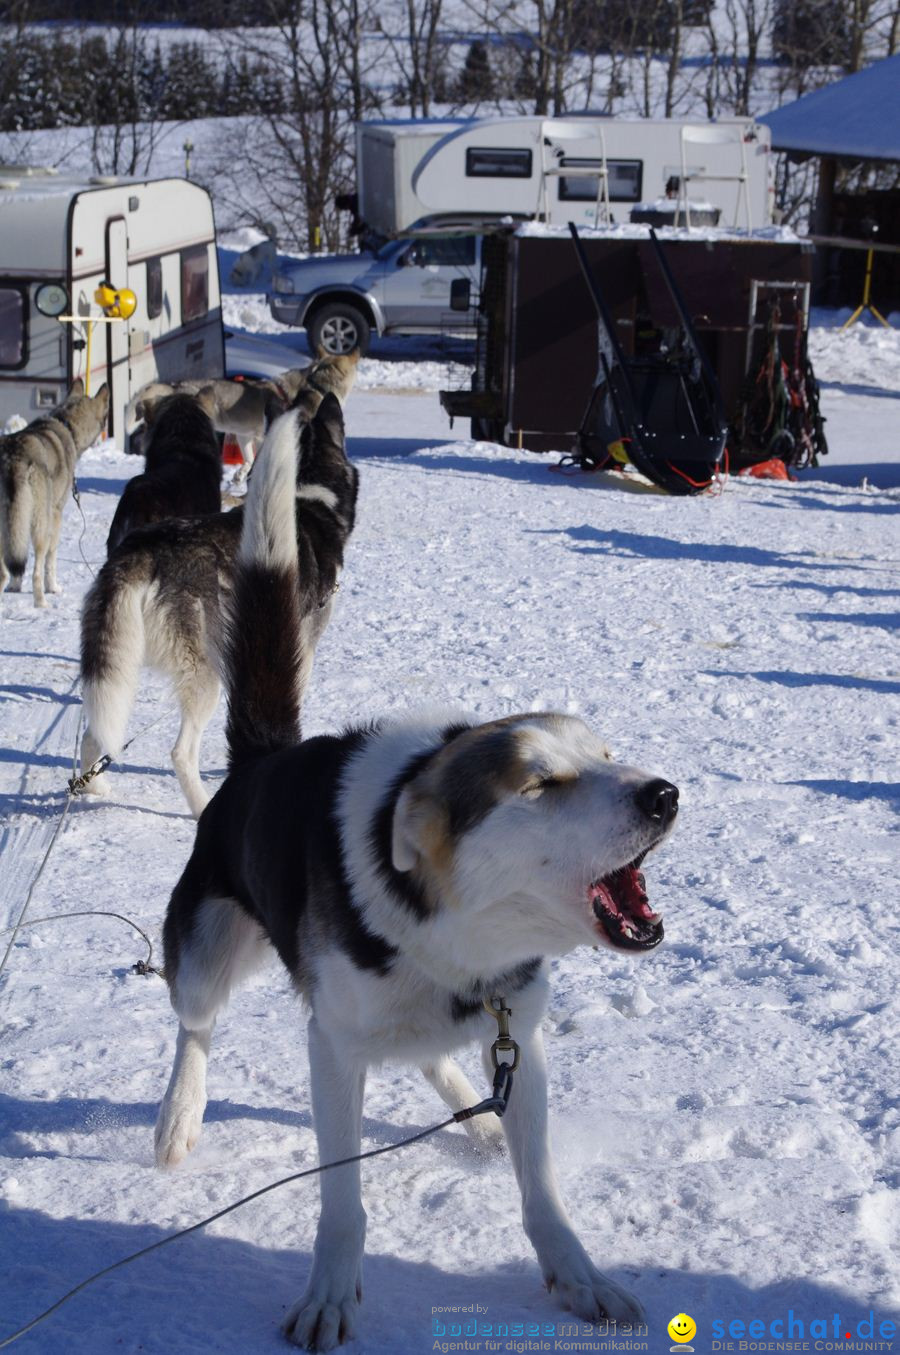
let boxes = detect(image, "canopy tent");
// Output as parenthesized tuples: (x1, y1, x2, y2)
(760, 54, 900, 163)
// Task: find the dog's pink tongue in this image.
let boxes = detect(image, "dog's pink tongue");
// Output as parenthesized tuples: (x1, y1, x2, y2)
(615, 866, 658, 921)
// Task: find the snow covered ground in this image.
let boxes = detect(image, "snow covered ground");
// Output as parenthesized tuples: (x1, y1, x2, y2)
(0, 313, 898, 1355)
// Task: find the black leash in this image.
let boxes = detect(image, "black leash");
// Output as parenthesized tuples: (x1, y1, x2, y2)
(0, 1004, 518, 1349)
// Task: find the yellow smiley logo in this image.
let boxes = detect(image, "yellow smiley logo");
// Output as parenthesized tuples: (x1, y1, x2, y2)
(667, 1312, 697, 1344)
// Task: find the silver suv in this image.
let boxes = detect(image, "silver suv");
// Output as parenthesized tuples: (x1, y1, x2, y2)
(268, 232, 479, 356)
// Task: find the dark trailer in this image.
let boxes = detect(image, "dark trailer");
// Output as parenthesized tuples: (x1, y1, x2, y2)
(441, 224, 821, 486)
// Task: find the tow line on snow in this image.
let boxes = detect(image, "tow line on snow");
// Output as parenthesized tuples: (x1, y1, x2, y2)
(0, 1002, 520, 1350)
(71, 478, 96, 581)
(0, 710, 172, 990)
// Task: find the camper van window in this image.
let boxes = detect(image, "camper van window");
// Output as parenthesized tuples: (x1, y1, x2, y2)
(146, 257, 163, 319)
(181, 246, 209, 323)
(558, 158, 643, 203)
(0, 286, 26, 369)
(466, 148, 533, 179)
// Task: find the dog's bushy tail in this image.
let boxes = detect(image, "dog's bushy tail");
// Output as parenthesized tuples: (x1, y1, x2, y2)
(224, 408, 308, 772)
(80, 561, 147, 764)
(0, 460, 32, 586)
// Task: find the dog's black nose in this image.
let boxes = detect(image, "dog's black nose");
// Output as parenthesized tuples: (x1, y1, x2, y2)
(636, 779, 679, 826)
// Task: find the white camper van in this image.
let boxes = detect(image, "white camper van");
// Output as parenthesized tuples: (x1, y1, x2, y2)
(0, 169, 223, 442)
(356, 115, 773, 238)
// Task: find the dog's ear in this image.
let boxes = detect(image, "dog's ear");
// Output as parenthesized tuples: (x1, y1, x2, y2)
(315, 343, 328, 360)
(195, 386, 217, 417)
(391, 785, 429, 873)
(69, 377, 85, 396)
(142, 397, 162, 426)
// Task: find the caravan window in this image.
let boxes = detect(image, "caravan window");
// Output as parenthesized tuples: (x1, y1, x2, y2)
(146, 257, 163, 320)
(558, 158, 643, 203)
(466, 147, 533, 178)
(0, 286, 26, 369)
(180, 246, 209, 323)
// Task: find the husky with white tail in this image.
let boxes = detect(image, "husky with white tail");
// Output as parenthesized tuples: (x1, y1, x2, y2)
(154, 376, 679, 1346)
(79, 389, 357, 817)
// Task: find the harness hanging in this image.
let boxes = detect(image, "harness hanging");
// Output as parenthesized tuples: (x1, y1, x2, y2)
(735, 293, 828, 470)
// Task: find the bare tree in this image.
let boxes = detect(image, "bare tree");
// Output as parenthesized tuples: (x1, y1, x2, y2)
(375, 0, 445, 117)
(713, 0, 773, 114)
(87, 26, 167, 177)
(219, 0, 381, 251)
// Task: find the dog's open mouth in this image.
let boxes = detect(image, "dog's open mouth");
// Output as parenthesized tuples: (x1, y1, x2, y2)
(589, 857, 664, 951)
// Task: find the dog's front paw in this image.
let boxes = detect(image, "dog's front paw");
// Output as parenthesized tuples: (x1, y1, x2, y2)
(154, 1095, 204, 1168)
(283, 1280, 361, 1351)
(547, 1261, 644, 1327)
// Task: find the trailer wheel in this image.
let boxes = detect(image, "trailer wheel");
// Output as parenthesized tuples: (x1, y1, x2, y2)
(308, 302, 371, 357)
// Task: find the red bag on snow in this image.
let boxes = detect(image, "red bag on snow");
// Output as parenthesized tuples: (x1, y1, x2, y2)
(738, 459, 796, 482)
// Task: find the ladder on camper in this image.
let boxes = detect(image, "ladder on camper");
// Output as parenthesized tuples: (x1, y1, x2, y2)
(538, 122, 612, 228)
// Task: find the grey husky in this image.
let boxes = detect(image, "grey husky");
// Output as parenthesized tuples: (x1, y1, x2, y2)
(0, 379, 110, 608)
(79, 389, 358, 818)
(126, 350, 360, 468)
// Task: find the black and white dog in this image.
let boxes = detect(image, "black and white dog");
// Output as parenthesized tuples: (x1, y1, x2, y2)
(155, 399, 679, 1348)
(106, 392, 222, 554)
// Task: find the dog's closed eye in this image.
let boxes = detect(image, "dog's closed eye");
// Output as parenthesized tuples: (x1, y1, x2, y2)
(520, 775, 571, 798)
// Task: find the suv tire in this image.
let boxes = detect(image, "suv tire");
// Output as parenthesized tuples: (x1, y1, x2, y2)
(308, 302, 371, 357)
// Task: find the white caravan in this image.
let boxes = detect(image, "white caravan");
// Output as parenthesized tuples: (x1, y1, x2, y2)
(0, 169, 223, 442)
(356, 114, 773, 237)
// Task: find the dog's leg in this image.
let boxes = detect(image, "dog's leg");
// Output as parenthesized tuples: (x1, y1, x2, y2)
(154, 1021, 213, 1168)
(171, 667, 220, 818)
(30, 522, 48, 608)
(79, 726, 112, 798)
(45, 504, 64, 594)
(283, 1017, 367, 1352)
(490, 1023, 644, 1327)
(421, 1056, 504, 1154)
(231, 436, 256, 486)
(156, 896, 268, 1167)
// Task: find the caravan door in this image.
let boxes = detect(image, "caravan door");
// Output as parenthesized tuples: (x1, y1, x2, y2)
(104, 216, 130, 443)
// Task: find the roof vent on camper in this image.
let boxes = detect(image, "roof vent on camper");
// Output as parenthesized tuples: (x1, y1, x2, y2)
(90, 174, 118, 185)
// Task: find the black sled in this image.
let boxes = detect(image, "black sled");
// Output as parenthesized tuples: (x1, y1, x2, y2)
(569, 223, 727, 495)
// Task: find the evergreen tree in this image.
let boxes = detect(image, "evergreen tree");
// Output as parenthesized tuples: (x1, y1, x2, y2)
(457, 39, 492, 101)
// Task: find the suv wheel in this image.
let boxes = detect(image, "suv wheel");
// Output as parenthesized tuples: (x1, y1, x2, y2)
(308, 302, 371, 357)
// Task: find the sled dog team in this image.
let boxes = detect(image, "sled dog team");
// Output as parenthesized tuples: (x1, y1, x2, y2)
(0, 355, 678, 1350)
